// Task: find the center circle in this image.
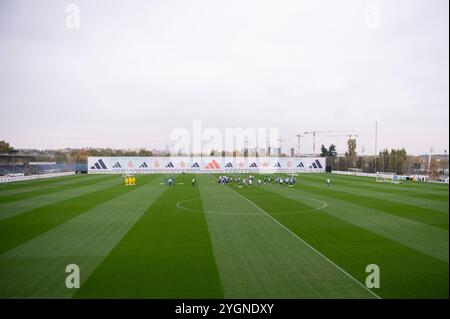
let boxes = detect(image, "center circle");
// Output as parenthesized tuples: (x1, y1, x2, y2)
(176, 196, 327, 216)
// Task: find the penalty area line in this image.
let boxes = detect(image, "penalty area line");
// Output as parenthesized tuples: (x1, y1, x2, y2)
(230, 188, 382, 299)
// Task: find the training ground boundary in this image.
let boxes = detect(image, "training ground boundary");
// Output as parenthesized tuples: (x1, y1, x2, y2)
(0, 171, 76, 184)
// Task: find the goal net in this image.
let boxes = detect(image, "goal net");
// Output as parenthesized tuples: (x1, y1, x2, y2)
(348, 168, 363, 176)
(376, 172, 400, 183)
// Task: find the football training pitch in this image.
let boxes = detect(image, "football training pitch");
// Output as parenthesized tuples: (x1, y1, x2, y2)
(0, 173, 448, 299)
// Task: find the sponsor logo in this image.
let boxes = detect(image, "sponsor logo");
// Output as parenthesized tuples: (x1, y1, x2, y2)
(90, 159, 107, 170)
(112, 162, 122, 168)
(205, 160, 220, 169)
(314, 159, 323, 169)
(138, 162, 148, 168)
(309, 159, 323, 169)
(165, 162, 174, 168)
(191, 162, 200, 168)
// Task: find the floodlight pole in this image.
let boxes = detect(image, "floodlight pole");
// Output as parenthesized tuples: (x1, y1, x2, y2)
(374, 121, 378, 173)
(312, 132, 316, 155)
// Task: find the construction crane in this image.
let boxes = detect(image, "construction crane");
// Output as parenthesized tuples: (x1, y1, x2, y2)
(303, 130, 356, 155)
(325, 134, 359, 139)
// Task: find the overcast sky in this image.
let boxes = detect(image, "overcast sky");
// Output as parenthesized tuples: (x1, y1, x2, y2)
(0, 0, 448, 155)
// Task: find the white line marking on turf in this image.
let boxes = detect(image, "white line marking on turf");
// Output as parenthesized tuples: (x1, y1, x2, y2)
(176, 196, 328, 216)
(231, 188, 382, 299)
(176, 199, 259, 215)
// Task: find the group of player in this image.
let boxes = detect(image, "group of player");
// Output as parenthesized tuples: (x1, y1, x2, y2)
(125, 174, 331, 188)
(129, 174, 331, 187)
(216, 174, 298, 187)
(123, 174, 136, 186)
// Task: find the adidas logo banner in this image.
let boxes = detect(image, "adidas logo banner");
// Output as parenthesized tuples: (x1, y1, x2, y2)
(314, 159, 323, 169)
(204, 160, 220, 169)
(112, 162, 122, 168)
(87, 157, 326, 174)
(90, 159, 108, 170)
(165, 162, 174, 168)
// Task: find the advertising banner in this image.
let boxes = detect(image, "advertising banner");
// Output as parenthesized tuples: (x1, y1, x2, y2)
(87, 157, 326, 174)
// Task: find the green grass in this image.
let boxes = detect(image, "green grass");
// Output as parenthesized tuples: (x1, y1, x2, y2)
(0, 173, 447, 298)
(75, 173, 223, 298)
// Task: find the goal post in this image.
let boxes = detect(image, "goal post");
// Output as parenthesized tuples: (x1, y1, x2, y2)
(348, 168, 363, 176)
(376, 172, 400, 183)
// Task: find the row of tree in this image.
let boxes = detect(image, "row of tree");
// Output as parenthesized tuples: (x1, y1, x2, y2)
(0, 139, 432, 176)
(378, 148, 408, 174)
(58, 148, 155, 163)
(329, 150, 409, 174)
(0, 140, 14, 154)
(0, 140, 158, 163)
(319, 139, 412, 175)
(320, 144, 337, 157)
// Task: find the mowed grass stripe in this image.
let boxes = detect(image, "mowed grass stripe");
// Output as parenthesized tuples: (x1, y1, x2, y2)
(0, 175, 165, 298)
(200, 175, 375, 298)
(0, 175, 120, 221)
(0, 175, 112, 204)
(0, 175, 110, 198)
(300, 175, 448, 215)
(296, 176, 448, 229)
(75, 174, 223, 298)
(0, 174, 81, 190)
(265, 183, 448, 263)
(303, 174, 448, 202)
(237, 184, 448, 298)
(0, 175, 159, 255)
(329, 174, 449, 194)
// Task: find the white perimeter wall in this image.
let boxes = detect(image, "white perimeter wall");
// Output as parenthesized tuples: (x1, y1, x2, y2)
(0, 172, 76, 183)
(88, 157, 326, 174)
(332, 170, 410, 180)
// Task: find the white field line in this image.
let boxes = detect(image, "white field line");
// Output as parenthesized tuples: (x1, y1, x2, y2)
(176, 195, 328, 216)
(231, 188, 382, 299)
